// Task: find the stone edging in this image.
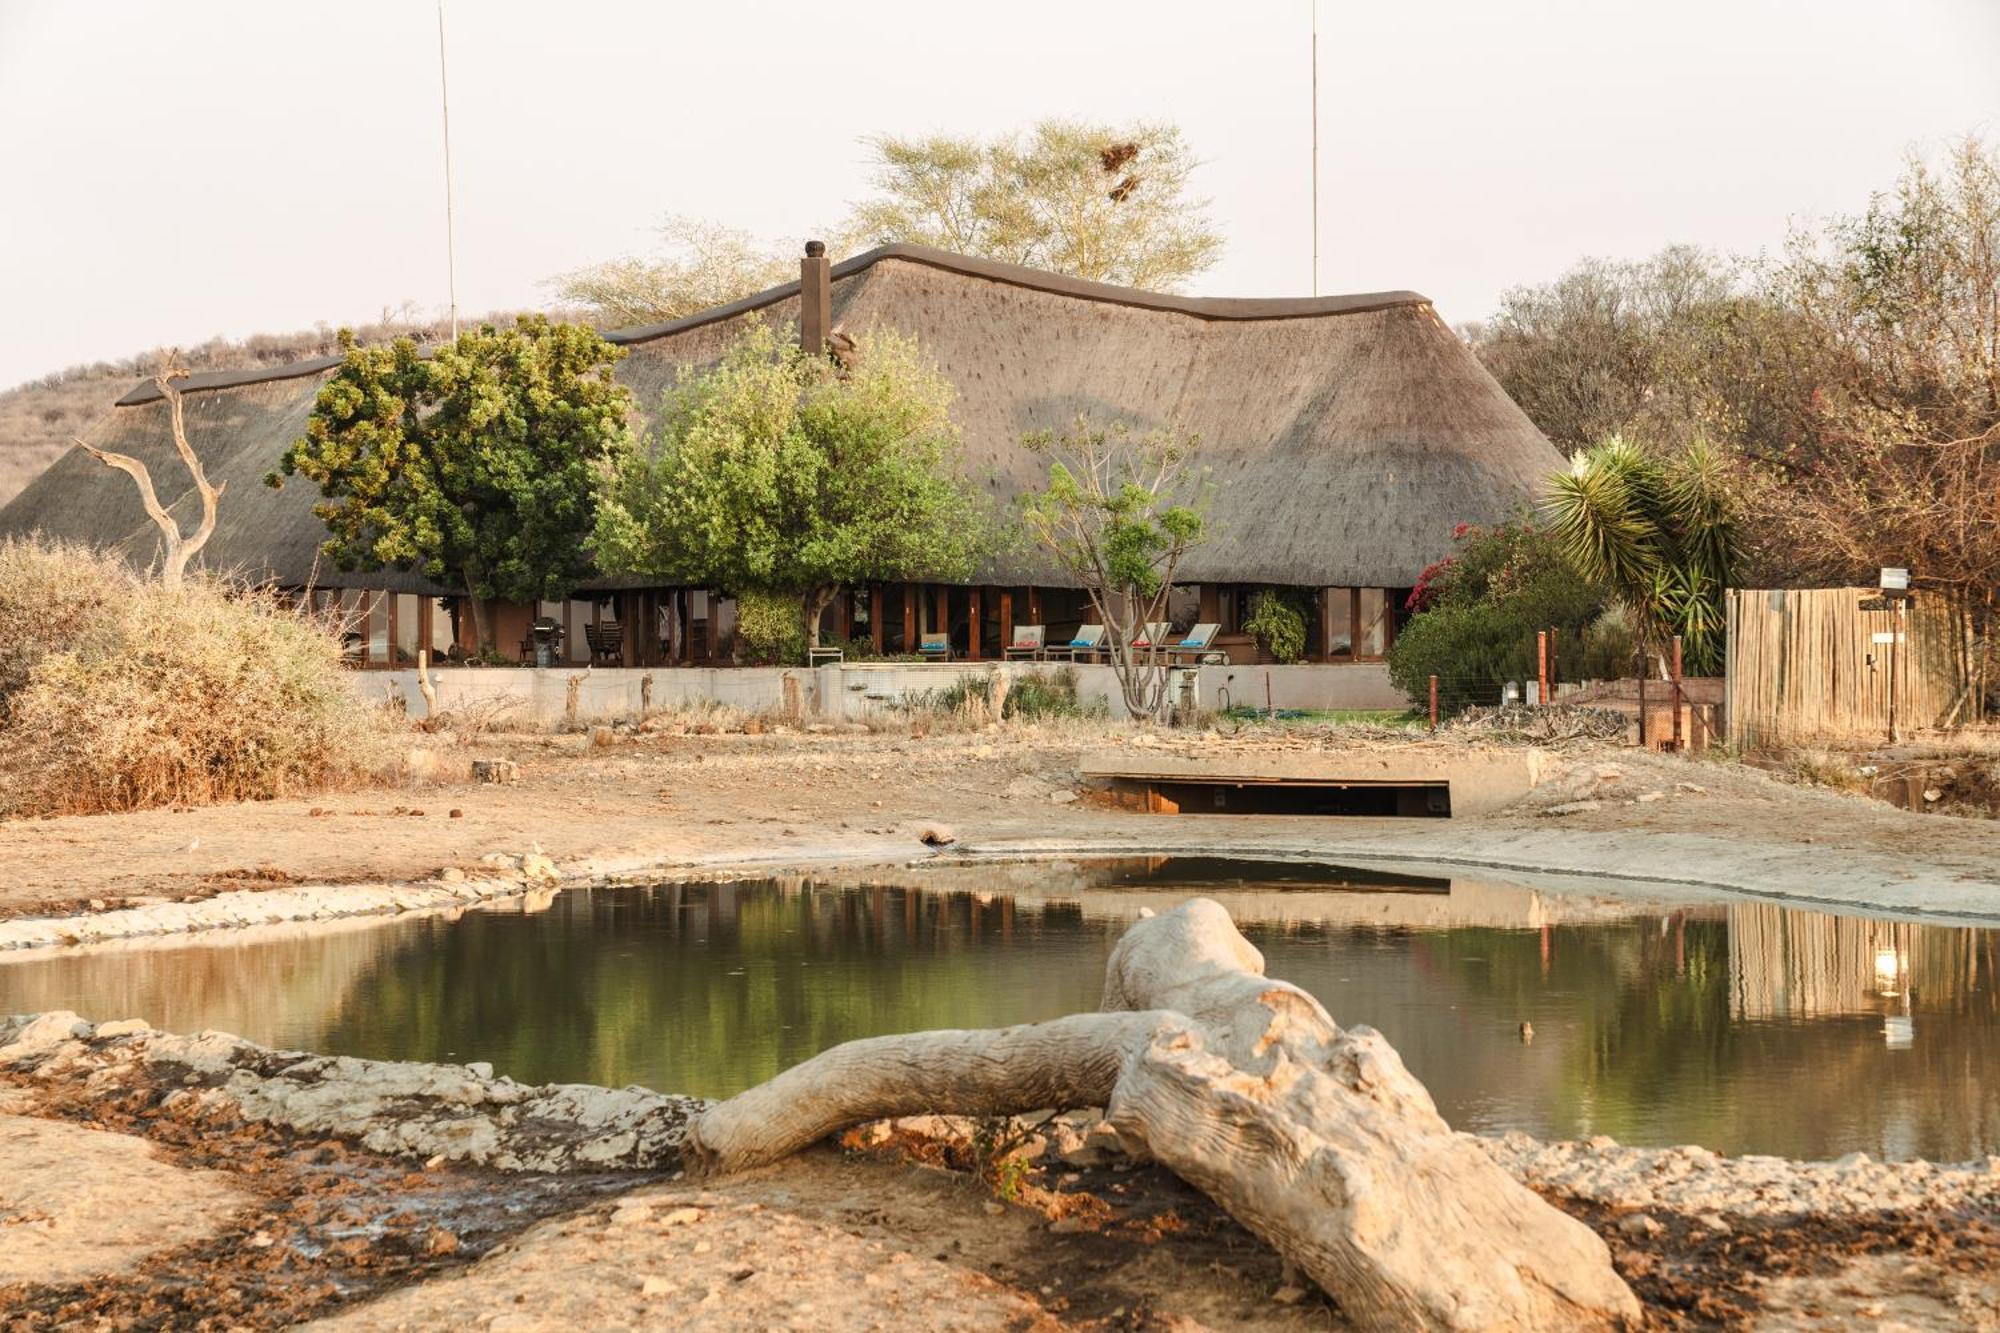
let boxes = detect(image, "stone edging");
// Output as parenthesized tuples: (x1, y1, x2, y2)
(5, 1013, 1995, 1217)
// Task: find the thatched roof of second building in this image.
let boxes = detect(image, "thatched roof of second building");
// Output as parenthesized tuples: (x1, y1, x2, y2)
(0, 244, 1563, 591)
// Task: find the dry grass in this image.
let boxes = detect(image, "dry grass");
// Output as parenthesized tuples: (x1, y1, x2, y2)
(0, 537, 131, 699)
(0, 539, 392, 818)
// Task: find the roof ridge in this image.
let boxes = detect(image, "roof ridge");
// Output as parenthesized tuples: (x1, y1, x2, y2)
(117, 244, 1432, 404)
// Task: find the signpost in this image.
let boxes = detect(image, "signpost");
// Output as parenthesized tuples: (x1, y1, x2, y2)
(1866, 569, 1913, 742)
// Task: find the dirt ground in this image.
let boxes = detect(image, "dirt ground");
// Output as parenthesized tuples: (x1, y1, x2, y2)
(2, 1072, 1996, 1331)
(1, 718, 1994, 923)
(3, 715, 1999, 1328)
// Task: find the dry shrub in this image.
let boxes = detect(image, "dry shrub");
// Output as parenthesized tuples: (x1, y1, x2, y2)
(0, 541, 390, 817)
(0, 537, 131, 699)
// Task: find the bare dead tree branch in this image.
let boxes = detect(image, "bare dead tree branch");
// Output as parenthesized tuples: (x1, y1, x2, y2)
(73, 363, 226, 591)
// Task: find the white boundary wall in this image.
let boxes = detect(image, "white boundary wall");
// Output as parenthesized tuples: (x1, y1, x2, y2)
(362, 660, 1404, 725)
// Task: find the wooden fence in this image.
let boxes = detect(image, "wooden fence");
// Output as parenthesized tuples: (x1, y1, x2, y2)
(1726, 587, 1974, 746)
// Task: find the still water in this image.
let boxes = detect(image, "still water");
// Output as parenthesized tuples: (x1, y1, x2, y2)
(3, 856, 1996, 1162)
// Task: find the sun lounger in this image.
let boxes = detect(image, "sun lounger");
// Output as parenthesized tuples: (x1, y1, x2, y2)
(1168, 622, 1224, 665)
(1130, 621, 1174, 651)
(917, 631, 952, 661)
(1046, 624, 1105, 662)
(1003, 625, 1046, 660)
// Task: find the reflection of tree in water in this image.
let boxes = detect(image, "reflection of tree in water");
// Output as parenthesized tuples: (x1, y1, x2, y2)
(17, 877, 1996, 1161)
(0, 917, 430, 1050)
(319, 882, 1116, 1098)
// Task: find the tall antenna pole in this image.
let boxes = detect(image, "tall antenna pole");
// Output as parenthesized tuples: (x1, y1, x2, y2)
(1310, 0, 1319, 296)
(437, 0, 459, 341)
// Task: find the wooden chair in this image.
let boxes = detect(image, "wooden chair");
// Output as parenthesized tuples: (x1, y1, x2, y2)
(584, 621, 625, 667)
(1003, 625, 1046, 660)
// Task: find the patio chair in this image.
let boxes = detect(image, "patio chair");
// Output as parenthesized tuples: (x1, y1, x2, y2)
(584, 620, 625, 667)
(1168, 622, 1225, 665)
(917, 631, 952, 661)
(1046, 624, 1105, 662)
(1003, 625, 1046, 660)
(1131, 621, 1174, 652)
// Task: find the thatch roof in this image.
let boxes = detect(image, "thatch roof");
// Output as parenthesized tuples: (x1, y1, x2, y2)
(0, 244, 1562, 592)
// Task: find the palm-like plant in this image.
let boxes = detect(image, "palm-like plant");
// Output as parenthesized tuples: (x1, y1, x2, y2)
(1545, 437, 1736, 675)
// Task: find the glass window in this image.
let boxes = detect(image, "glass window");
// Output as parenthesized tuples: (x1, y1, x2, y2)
(1325, 588, 1354, 657)
(333, 590, 364, 662)
(712, 597, 736, 657)
(429, 597, 457, 657)
(566, 600, 591, 663)
(365, 593, 389, 664)
(393, 593, 421, 665)
(1357, 588, 1390, 658)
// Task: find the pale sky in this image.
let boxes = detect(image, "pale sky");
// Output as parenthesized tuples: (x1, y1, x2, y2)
(1, 0, 1995, 391)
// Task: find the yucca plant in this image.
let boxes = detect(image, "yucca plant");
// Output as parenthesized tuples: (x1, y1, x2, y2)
(1545, 436, 1736, 676)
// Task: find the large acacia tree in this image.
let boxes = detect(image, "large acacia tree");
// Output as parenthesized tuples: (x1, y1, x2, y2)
(271, 316, 634, 651)
(592, 323, 985, 651)
(550, 119, 1223, 325)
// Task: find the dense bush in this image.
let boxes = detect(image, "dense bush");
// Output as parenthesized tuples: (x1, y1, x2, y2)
(0, 539, 389, 817)
(1386, 520, 1609, 716)
(732, 588, 807, 665)
(0, 538, 130, 702)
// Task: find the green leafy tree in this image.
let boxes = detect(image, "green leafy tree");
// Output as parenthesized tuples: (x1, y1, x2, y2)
(271, 317, 634, 652)
(1386, 519, 1614, 714)
(594, 323, 985, 651)
(1544, 437, 1736, 676)
(1019, 416, 1208, 721)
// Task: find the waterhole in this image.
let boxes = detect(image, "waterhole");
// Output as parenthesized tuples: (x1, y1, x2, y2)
(3, 856, 1994, 1161)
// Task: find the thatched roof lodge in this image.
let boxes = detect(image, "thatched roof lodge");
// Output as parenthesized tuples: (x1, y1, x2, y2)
(0, 244, 1562, 668)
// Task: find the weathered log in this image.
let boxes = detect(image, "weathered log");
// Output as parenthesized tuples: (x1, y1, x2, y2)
(688, 898, 1639, 1331)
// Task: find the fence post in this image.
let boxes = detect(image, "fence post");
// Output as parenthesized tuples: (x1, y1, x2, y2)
(1536, 631, 1548, 707)
(1429, 675, 1439, 733)
(1670, 635, 1684, 751)
(1635, 648, 1648, 748)
(1548, 628, 1560, 699)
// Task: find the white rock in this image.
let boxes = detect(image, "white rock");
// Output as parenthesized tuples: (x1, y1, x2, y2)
(94, 1018, 153, 1039)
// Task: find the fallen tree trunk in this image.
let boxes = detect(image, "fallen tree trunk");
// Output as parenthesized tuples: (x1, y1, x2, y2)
(689, 898, 1639, 1331)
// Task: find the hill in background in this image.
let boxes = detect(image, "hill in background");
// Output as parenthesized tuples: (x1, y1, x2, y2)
(0, 309, 562, 507)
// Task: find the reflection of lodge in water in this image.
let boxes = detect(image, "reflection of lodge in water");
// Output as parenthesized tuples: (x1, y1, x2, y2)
(739, 859, 1692, 934)
(1727, 902, 1995, 1030)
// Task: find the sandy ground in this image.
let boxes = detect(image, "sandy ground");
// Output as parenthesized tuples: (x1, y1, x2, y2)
(0, 1090, 248, 1288)
(2, 720, 1995, 926)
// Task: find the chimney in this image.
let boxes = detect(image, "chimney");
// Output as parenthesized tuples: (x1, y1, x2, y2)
(800, 240, 830, 357)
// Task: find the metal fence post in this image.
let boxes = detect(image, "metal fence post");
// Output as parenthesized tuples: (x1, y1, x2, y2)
(1670, 635, 1684, 750)
(1429, 675, 1439, 732)
(1636, 647, 1648, 748)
